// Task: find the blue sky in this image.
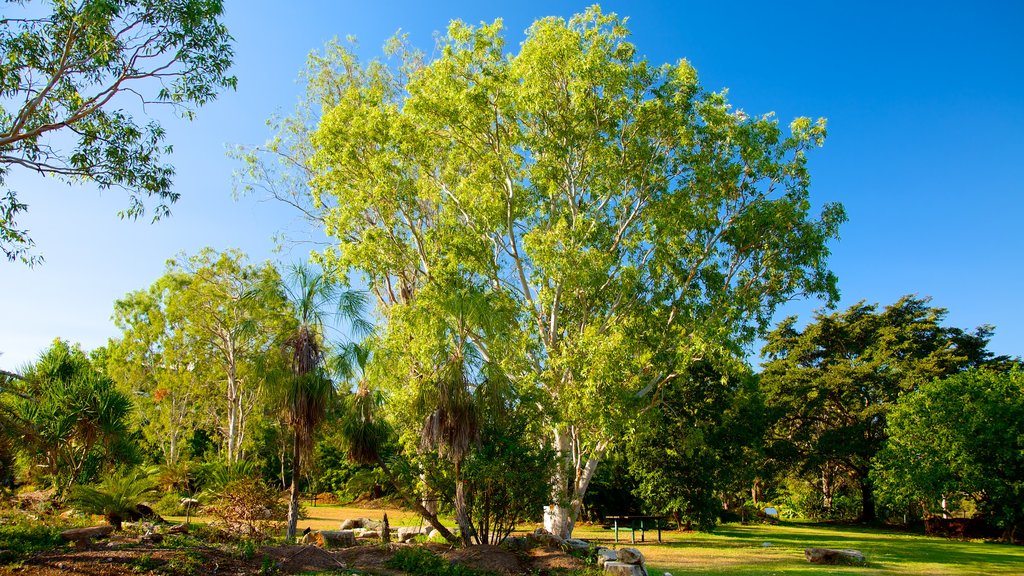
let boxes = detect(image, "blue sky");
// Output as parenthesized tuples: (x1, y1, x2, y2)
(2, 1, 1022, 369)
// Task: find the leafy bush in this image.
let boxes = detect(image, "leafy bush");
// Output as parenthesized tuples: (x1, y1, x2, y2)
(205, 476, 287, 539)
(152, 491, 188, 517)
(0, 522, 63, 556)
(385, 547, 485, 576)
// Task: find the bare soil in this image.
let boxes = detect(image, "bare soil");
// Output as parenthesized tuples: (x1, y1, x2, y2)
(0, 540, 590, 575)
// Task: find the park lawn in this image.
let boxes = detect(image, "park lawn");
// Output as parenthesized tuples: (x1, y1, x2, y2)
(167, 503, 433, 533)
(570, 521, 1024, 575)
(167, 505, 1024, 575)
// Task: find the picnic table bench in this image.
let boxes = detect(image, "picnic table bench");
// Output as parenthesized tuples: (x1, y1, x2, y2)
(605, 515, 667, 544)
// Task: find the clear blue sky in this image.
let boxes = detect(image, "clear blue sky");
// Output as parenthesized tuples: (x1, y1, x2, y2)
(2, 1, 1022, 370)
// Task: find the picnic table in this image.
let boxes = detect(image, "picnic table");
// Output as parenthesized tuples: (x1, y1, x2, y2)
(605, 515, 667, 543)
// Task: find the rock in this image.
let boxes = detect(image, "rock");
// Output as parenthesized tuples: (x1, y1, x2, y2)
(140, 532, 163, 544)
(359, 530, 380, 539)
(134, 503, 165, 523)
(167, 523, 189, 535)
(617, 547, 645, 566)
(500, 536, 530, 551)
(397, 526, 423, 543)
(804, 548, 866, 565)
(312, 530, 357, 548)
(339, 518, 360, 530)
(604, 561, 646, 575)
(761, 541, 773, 547)
(596, 547, 618, 567)
(564, 538, 590, 552)
(528, 531, 564, 548)
(361, 517, 383, 531)
(61, 525, 115, 549)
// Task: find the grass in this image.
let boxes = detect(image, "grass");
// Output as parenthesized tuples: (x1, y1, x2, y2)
(569, 521, 1024, 575)
(169, 503, 1024, 575)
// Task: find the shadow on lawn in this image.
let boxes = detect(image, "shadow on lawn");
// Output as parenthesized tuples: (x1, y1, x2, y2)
(654, 522, 1024, 575)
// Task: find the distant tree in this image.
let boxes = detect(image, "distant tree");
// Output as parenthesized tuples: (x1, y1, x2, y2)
(0, 0, 236, 265)
(111, 249, 288, 463)
(761, 296, 1011, 522)
(15, 340, 136, 498)
(873, 370, 1024, 539)
(626, 358, 765, 531)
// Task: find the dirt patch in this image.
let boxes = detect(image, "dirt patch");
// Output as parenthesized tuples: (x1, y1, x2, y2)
(523, 546, 590, 573)
(444, 544, 525, 575)
(0, 545, 252, 576)
(0, 540, 590, 575)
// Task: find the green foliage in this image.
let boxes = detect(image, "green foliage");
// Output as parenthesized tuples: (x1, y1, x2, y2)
(385, 547, 486, 576)
(14, 339, 138, 498)
(0, 520, 64, 557)
(627, 359, 764, 531)
(0, 0, 236, 265)
(462, 410, 554, 544)
(282, 5, 844, 536)
(70, 467, 159, 530)
(761, 296, 1009, 521)
(109, 248, 290, 465)
(873, 370, 1024, 537)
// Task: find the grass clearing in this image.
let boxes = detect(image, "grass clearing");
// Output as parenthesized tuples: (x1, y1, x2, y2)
(570, 521, 1024, 575)
(165, 504, 1024, 575)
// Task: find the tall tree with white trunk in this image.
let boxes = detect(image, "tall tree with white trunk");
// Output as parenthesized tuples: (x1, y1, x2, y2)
(261, 7, 843, 538)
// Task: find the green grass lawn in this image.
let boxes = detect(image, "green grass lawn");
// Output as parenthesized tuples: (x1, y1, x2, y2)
(570, 521, 1024, 575)
(166, 503, 1024, 575)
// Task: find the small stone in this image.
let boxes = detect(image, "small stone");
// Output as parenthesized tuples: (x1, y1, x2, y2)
(564, 538, 590, 551)
(761, 541, 773, 547)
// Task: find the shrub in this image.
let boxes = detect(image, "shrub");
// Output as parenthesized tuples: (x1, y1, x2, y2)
(385, 547, 485, 576)
(70, 467, 159, 530)
(205, 476, 287, 540)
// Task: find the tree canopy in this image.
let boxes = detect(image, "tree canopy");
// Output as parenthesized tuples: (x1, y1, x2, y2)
(761, 295, 1010, 521)
(296, 6, 844, 537)
(0, 0, 236, 265)
(873, 369, 1024, 538)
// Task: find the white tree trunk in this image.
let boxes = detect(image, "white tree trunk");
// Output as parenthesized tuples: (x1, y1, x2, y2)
(544, 426, 606, 539)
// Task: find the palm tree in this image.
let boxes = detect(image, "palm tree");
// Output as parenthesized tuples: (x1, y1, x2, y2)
(277, 263, 369, 541)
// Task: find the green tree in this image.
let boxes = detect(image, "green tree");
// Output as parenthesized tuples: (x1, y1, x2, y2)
(0, 0, 236, 265)
(274, 262, 368, 541)
(627, 358, 765, 531)
(111, 248, 287, 463)
(761, 296, 1008, 522)
(14, 339, 136, 498)
(873, 370, 1024, 539)
(259, 7, 842, 537)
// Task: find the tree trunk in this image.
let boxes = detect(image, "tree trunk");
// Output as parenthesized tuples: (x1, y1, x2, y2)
(859, 477, 876, 522)
(821, 468, 834, 511)
(544, 426, 606, 539)
(286, 434, 302, 541)
(375, 456, 459, 545)
(454, 473, 473, 546)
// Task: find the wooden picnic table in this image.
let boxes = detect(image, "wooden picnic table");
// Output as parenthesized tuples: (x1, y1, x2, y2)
(605, 515, 667, 544)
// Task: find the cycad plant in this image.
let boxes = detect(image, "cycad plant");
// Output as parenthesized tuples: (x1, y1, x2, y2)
(70, 468, 159, 530)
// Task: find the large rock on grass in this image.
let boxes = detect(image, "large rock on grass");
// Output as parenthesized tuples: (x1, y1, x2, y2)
(310, 530, 356, 548)
(804, 548, 866, 565)
(604, 561, 646, 576)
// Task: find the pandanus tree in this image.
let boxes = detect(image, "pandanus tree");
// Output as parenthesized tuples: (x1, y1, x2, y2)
(277, 263, 370, 541)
